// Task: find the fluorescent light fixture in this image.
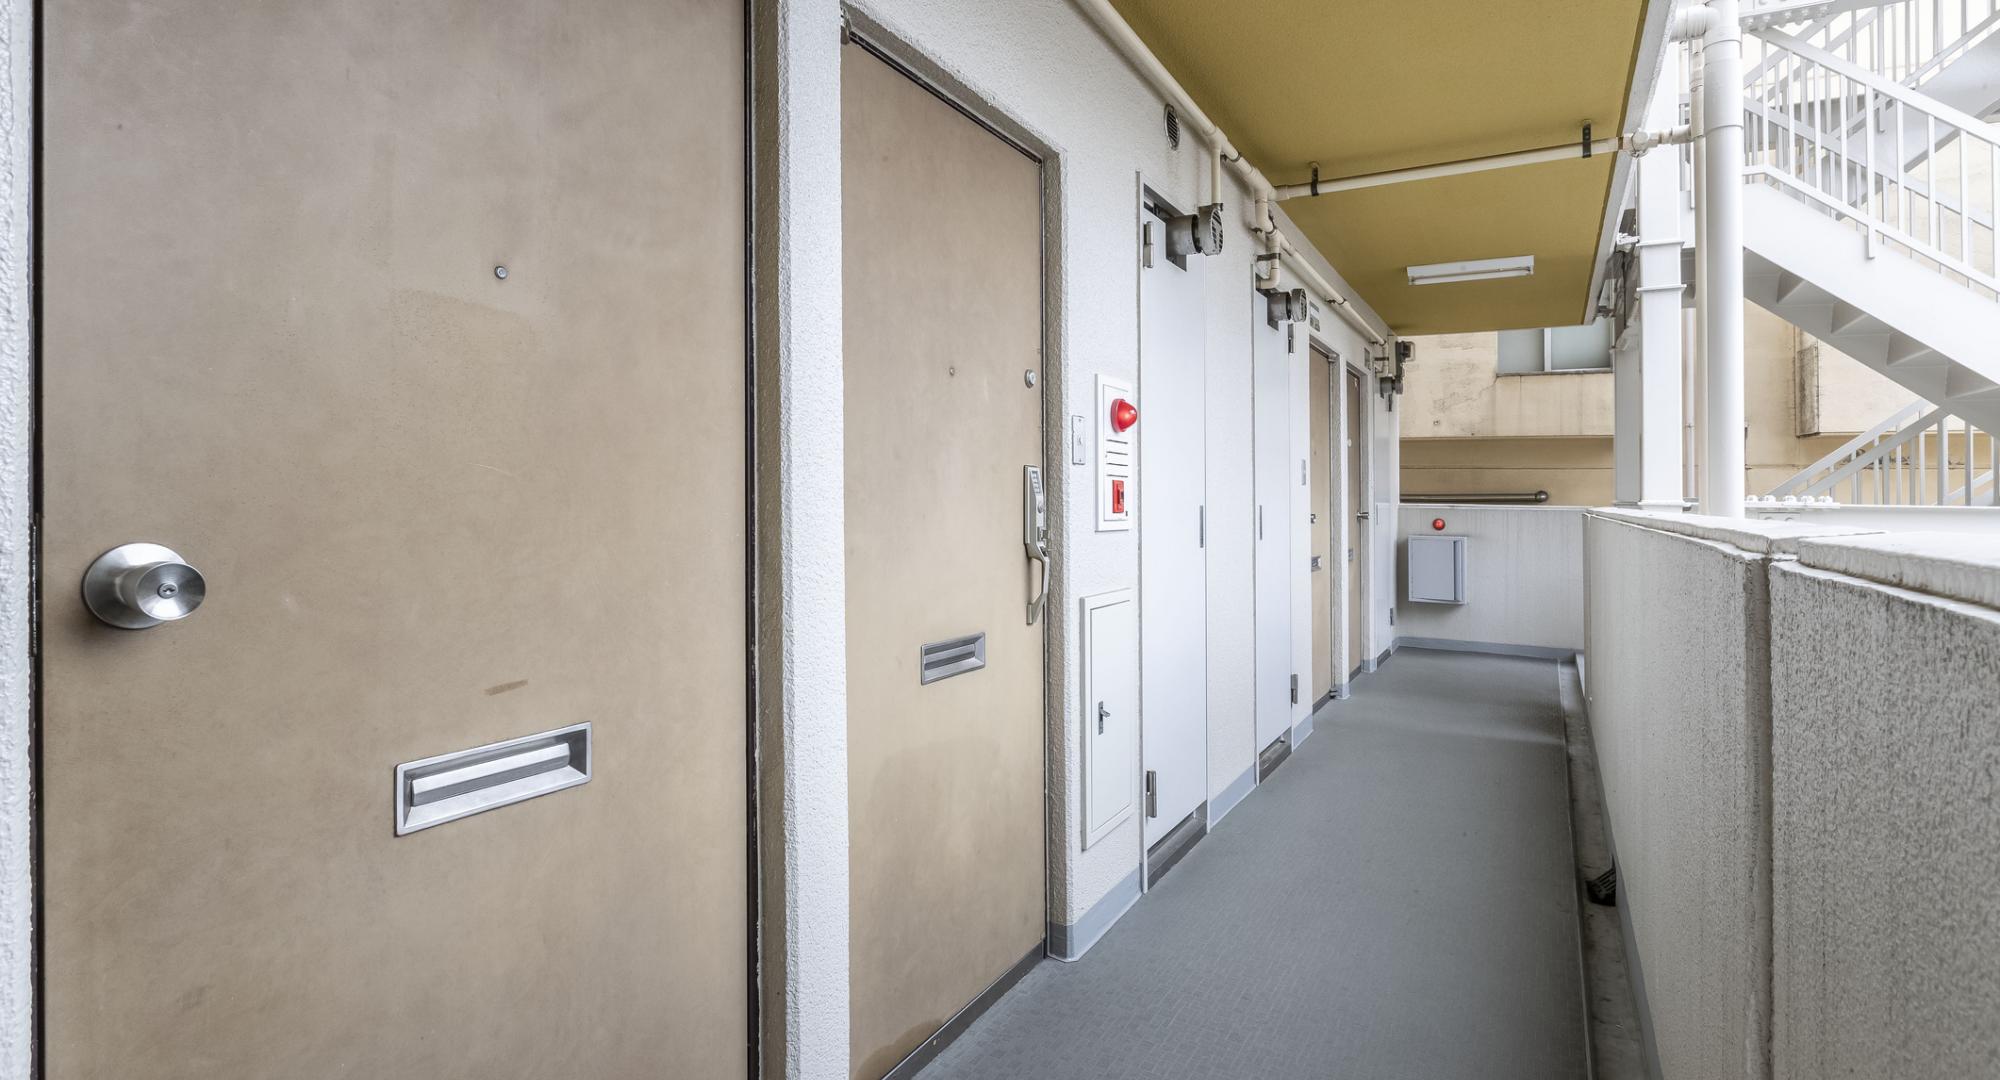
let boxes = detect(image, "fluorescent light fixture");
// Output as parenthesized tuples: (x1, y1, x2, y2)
(1406, 255, 1535, 286)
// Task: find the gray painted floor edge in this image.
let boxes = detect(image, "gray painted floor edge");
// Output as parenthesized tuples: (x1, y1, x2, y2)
(917, 648, 1591, 1080)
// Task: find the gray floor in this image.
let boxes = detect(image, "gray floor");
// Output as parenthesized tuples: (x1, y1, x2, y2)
(918, 648, 1589, 1080)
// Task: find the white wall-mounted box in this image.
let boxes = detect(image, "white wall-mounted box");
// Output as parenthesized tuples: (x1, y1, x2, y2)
(1407, 534, 1468, 605)
(1080, 588, 1137, 848)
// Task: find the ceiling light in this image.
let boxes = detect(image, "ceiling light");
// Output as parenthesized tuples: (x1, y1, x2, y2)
(1406, 256, 1535, 286)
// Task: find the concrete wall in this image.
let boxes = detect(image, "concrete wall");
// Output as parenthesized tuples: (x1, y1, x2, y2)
(0, 0, 27, 1072)
(1767, 536, 2000, 1080)
(1585, 510, 2000, 1080)
(1395, 505, 1584, 654)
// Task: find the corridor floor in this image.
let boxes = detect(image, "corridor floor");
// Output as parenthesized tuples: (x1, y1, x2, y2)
(917, 648, 1589, 1080)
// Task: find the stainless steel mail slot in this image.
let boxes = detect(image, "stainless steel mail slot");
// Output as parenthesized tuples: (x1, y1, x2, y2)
(395, 722, 592, 835)
(920, 632, 987, 685)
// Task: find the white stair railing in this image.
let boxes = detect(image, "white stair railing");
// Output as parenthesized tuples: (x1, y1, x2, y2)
(1744, 0, 2000, 87)
(1767, 402, 1999, 504)
(1741, 25, 2000, 297)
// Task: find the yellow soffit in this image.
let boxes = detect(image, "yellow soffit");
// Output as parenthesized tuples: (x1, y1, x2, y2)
(1108, 0, 1662, 335)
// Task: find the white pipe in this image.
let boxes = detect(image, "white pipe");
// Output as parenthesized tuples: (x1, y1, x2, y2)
(1671, 5, 1720, 41)
(1070, 0, 1388, 346)
(1700, 0, 1746, 516)
(1272, 138, 1625, 200)
(1691, 37, 1710, 511)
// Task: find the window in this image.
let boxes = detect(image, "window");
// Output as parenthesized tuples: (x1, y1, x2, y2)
(1496, 319, 1614, 374)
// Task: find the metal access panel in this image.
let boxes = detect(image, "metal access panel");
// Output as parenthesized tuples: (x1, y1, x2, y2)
(1407, 534, 1468, 604)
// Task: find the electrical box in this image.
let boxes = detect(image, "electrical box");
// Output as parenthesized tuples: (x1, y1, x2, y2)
(1407, 534, 1467, 605)
(1080, 588, 1137, 848)
(1096, 375, 1136, 531)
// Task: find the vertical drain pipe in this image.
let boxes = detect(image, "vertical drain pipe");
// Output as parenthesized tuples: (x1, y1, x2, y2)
(1699, 0, 1747, 516)
(1689, 37, 1709, 510)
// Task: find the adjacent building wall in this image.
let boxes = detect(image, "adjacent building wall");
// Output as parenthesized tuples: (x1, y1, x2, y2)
(1394, 506, 1585, 654)
(1404, 305, 1918, 503)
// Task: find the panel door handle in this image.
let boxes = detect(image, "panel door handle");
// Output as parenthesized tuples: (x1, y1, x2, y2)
(82, 543, 207, 629)
(1027, 541, 1050, 625)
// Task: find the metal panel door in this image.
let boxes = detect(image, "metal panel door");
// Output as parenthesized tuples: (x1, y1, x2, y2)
(842, 45, 1047, 1080)
(1252, 305, 1293, 750)
(1310, 348, 1335, 703)
(1347, 370, 1369, 676)
(1139, 201, 1209, 850)
(39, 2, 750, 1077)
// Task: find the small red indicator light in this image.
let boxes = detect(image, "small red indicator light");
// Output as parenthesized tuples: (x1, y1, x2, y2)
(1432, 518, 1446, 531)
(1111, 479, 1127, 515)
(1110, 398, 1139, 433)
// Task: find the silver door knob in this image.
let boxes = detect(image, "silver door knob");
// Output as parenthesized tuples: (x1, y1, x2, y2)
(82, 543, 207, 629)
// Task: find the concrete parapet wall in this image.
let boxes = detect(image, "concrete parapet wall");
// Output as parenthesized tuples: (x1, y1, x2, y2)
(1586, 509, 2000, 1080)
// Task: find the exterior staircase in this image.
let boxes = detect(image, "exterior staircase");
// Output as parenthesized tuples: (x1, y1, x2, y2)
(1716, 0, 2000, 496)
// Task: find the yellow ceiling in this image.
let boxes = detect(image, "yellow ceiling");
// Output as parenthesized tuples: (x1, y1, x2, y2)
(1108, 0, 1655, 334)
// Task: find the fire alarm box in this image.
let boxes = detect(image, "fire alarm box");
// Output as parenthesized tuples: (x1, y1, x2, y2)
(1096, 375, 1135, 531)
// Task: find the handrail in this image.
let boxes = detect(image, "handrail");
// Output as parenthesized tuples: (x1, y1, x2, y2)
(1800, 405, 1946, 496)
(1769, 399, 1926, 495)
(1743, 24, 2000, 292)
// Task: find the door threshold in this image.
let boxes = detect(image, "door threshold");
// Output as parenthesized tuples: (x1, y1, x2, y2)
(1145, 802, 1208, 889)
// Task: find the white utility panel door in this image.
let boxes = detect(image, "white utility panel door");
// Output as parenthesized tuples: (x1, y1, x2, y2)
(1139, 200, 1208, 850)
(1252, 300, 1293, 752)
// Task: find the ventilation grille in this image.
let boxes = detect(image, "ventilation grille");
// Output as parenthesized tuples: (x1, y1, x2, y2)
(919, 632, 987, 685)
(1164, 104, 1180, 149)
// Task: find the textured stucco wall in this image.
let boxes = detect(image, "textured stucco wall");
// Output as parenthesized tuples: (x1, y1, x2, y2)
(1396, 505, 1584, 652)
(0, 0, 29, 1072)
(1584, 511, 1776, 1080)
(753, 0, 852, 1075)
(1586, 512, 2000, 1080)
(1767, 545, 2000, 1080)
(846, 0, 1389, 928)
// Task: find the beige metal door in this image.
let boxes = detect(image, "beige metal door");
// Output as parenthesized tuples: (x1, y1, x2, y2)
(40, 3, 750, 1077)
(1347, 371, 1369, 677)
(1309, 349, 1335, 704)
(842, 44, 1047, 1080)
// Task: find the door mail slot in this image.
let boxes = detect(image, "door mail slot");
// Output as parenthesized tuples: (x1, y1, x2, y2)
(395, 722, 592, 835)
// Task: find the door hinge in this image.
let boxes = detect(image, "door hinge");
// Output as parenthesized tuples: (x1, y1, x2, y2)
(1198, 505, 1206, 548)
(1144, 770, 1158, 818)
(1290, 674, 1299, 704)
(1257, 504, 1264, 540)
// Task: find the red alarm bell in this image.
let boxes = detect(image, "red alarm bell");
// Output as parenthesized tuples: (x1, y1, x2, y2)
(1110, 398, 1139, 433)
(1431, 517, 1447, 531)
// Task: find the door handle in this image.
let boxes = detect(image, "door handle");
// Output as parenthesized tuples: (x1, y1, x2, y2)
(1027, 540, 1050, 625)
(1025, 464, 1050, 625)
(82, 542, 207, 629)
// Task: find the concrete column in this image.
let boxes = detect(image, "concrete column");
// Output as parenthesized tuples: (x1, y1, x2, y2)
(1700, 0, 1747, 516)
(1634, 69, 1687, 511)
(0, 0, 32, 1072)
(752, 0, 851, 1076)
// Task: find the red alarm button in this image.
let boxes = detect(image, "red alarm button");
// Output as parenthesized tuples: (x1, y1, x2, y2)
(1432, 517, 1447, 531)
(1111, 479, 1127, 515)
(1110, 398, 1139, 433)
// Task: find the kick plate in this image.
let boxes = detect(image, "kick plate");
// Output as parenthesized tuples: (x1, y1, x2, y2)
(395, 722, 592, 835)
